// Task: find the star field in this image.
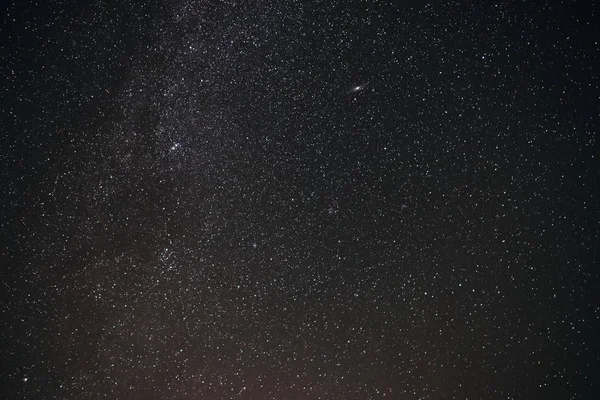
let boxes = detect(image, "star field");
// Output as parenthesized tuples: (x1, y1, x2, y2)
(1, 1, 598, 399)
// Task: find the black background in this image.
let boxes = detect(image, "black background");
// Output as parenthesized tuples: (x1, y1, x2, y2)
(1, 1, 598, 399)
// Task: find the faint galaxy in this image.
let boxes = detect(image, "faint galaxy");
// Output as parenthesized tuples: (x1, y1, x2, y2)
(1, 1, 598, 399)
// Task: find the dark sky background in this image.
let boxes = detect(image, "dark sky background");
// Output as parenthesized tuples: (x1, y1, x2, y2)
(1, 1, 598, 399)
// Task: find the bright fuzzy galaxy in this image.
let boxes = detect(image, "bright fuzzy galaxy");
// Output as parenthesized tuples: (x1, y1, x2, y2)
(1, 1, 598, 399)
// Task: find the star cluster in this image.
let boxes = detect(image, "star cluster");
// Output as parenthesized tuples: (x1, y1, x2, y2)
(1, 1, 598, 399)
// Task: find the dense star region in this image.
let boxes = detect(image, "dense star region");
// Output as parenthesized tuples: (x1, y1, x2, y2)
(1, 1, 598, 399)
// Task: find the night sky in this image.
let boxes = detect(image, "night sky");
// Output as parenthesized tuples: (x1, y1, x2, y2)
(1, 1, 599, 399)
